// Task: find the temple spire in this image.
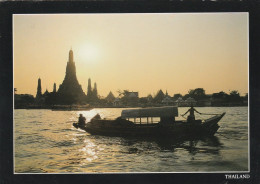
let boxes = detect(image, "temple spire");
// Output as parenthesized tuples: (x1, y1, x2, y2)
(69, 49, 74, 62)
(93, 82, 98, 97)
(57, 49, 85, 104)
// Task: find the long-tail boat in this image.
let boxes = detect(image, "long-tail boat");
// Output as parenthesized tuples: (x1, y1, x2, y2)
(73, 106, 225, 138)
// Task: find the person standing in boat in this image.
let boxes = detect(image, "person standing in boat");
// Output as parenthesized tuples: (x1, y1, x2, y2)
(78, 114, 86, 126)
(182, 105, 201, 122)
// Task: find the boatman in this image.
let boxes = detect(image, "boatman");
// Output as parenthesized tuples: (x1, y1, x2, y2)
(78, 114, 86, 126)
(182, 105, 201, 122)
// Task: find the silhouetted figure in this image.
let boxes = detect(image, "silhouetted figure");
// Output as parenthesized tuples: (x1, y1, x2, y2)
(182, 106, 201, 122)
(78, 114, 86, 126)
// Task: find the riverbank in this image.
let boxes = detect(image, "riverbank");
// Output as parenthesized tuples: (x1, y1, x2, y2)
(14, 103, 248, 110)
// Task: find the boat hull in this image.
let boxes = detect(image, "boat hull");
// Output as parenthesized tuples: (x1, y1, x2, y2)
(73, 113, 225, 138)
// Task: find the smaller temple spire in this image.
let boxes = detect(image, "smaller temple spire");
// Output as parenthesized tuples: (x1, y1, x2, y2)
(94, 82, 97, 91)
(87, 78, 92, 97)
(53, 83, 56, 93)
(93, 82, 98, 97)
(44, 88, 49, 96)
(36, 77, 42, 99)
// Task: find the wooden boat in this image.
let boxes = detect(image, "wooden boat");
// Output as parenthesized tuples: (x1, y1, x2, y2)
(73, 106, 225, 138)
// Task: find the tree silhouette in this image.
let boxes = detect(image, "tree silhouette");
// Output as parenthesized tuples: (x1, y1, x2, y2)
(228, 90, 241, 103)
(173, 93, 182, 100)
(188, 88, 206, 101)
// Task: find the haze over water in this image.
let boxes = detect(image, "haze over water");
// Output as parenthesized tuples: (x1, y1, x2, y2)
(14, 107, 248, 173)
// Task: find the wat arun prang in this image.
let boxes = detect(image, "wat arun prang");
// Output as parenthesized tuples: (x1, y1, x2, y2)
(36, 49, 98, 105)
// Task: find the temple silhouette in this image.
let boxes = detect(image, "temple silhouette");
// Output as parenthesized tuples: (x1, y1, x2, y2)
(57, 49, 85, 102)
(14, 48, 247, 108)
(36, 49, 98, 105)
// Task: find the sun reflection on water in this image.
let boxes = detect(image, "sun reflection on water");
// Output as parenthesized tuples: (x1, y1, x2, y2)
(79, 139, 100, 163)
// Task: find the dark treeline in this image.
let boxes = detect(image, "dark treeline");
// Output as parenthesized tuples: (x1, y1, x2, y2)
(171, 88, 248, 106)
(14, 87, 248, 109)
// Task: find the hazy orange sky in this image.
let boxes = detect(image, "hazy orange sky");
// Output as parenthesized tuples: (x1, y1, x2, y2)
(14, 13, 248, 98)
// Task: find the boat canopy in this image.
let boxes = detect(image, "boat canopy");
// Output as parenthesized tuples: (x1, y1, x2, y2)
(121, 106, 178, 118)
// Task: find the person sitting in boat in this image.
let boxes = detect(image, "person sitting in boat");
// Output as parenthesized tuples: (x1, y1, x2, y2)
(182, 105, 201, 122)
(78, 114, 86, 126)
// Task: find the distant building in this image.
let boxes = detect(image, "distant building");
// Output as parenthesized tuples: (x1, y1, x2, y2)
(126, 91, 139, 98)
(153, 89, 165, 103)
(124, 91, 139, 106)
(147, 94, 153, 103)
(175, 97, 184, 106)
(162, 96, 173, 105)
(113, 97, 121, 107)
(162, 90, 173, 105)
(185, 97, 196, 106)
(105, 91, 115, 103)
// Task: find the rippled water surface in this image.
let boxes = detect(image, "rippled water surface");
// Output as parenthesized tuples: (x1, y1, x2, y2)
(14, 107, 248, 173)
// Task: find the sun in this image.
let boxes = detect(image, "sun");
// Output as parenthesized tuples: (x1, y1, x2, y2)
(77, 44, 99, 63)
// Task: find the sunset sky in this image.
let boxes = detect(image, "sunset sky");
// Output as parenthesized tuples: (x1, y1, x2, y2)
(13, 13, 248, 98)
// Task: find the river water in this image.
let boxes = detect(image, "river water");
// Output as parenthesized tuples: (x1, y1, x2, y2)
(14, 107, 248, 173)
